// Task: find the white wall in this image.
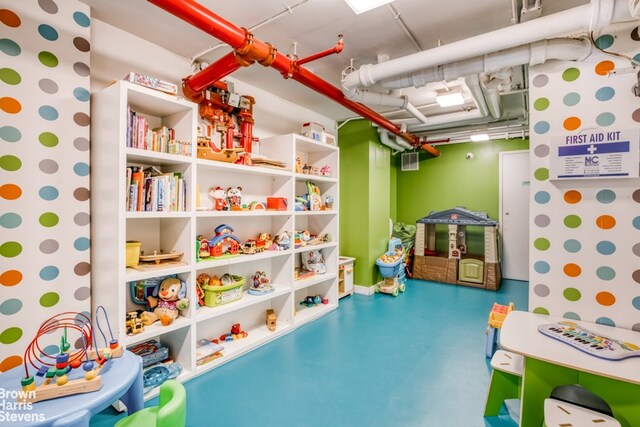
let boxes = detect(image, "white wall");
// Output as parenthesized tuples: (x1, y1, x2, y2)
(89, 19, 336, 137)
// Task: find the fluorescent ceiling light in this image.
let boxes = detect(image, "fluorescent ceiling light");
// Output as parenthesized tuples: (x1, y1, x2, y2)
(344, 0, 394, 14)
(436, 91, 465, 107)
(470, 133, 490, 142)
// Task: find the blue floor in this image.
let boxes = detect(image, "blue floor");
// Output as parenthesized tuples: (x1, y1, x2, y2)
(91, 278, 528, 427)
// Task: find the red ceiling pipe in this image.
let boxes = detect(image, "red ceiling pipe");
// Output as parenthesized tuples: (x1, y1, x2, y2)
(187, 51, 242, 93)
(296, 36, 344, 67)
(147, 0, 440, 157)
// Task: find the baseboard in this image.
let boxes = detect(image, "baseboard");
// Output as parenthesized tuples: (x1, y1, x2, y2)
(354, 284, 375, 296)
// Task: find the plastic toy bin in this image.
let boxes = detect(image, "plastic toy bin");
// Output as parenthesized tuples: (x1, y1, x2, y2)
(203, 276, 246, 307)
(376, 256, 403, 278)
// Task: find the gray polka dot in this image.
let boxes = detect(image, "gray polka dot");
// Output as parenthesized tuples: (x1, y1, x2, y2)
(633, 243, 640, 257)
(74, 262, 90, 276)
(38, 78, 58, 94)
(633, 189, 640, 203)
(74, 212, 90, 226)
(73, 112, 90, 127)
(74, 137, 89, 151)
(74, 286, 90, 301)
(534, 284, 550, 297)
(73, 62, 90, 77)
(532, 74, 549, 88)
(74, 337, 84, 350)
(73, 37, 90, 53)
(39, 239, 59, 254)
(73, 187, 90, 201)
(534, 214, 550, 227)
(634, 323, 640, 332)
(38, 0, 58, 14)
(534, 144, 549, 158)
(45, 320, 59, 334)
(39, 159, 59, 174)
(634, 270, 640, 284)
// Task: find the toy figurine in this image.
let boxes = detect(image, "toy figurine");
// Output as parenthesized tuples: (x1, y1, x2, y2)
(266, 309, 277, 331)
(301, 249, 326, 274)
(295, 156, 302, 174)
(273, 231, 291, 250)
(126, 310, 144, 335)
(220, 323, 248, 341)
(248, 271, 274, 295)
(141, 277, 189, 326)
(227, 186, 243, 211)
(197, 235, 210, 259)
(300, 295, 324, 307)
(324, 195, 334, 211)
(209, 186, 228, 211)
(306, 180, 322, 211)
(320, 165, 331, 177)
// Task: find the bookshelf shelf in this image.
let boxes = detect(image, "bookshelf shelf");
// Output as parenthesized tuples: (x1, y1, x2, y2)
(92, 80, 340, 400)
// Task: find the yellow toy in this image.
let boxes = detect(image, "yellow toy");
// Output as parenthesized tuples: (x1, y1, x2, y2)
(485, 302, 514, 357)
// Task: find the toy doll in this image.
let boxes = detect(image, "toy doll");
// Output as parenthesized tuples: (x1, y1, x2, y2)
(208, 186, 228, 211)
(141, 277, 189, 326)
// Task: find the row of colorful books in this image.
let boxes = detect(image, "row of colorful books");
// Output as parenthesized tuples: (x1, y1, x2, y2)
(126, 166, 187, 212)
(126, 107, 192, 156)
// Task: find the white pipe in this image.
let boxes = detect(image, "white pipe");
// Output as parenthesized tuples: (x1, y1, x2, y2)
(387, 4, 422, 52)
(342, 86, 408, 108)
(464, 74, 491, 118)
(344, 0, 629, 90)
(407, 110, 485, 132)
(378, 129, 406, 152)
(405, 102, 430, 124)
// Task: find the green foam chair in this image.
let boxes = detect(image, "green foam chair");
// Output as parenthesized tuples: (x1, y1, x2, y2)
(115, 380, 186, 427)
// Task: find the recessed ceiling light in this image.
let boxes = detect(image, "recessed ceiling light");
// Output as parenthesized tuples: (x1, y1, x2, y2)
(436, 91, 465, 107)
(470, 133, 490, 142)
(344, 0, 394, 14)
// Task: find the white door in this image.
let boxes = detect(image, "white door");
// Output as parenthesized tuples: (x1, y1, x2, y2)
(499, 150, 530, 281)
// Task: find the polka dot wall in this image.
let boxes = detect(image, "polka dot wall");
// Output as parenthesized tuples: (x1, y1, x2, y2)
(529, 21, 640, 331)
(0, 0, 90, 371)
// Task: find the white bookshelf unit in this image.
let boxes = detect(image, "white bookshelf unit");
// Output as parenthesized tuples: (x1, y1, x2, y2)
(91, 80, 339, 399)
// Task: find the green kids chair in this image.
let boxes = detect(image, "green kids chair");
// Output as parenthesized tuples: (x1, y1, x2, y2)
(115, 380, 186, 427)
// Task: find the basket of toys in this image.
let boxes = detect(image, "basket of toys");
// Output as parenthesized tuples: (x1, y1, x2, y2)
(376, 251, 404, 278)
(200, 274, 246, 307)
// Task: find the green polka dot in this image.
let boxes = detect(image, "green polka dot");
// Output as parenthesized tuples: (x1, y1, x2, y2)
(0, 241, 22, 257)
(563, 215, 582, 228)
(533, 98, 550, 111)
(39, 132, 58, 147)
(563, 287, 581, 302)
(39, 212, 59, 227)
(0, 327, 22, 344)
(0, 68, 21, 85)
(0, 155, 22, 171)
(533, 307, 550, 315)
(562, 67, 580, 82)
(534, 238, 550, 250)
(38, 51, 58, 67)
(534, 168, 549, 181)
(39, 292, 59, 307)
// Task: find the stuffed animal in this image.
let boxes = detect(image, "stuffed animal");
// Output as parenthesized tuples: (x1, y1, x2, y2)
(227, 186, 243, 210)
(301, 249, 326, 274)
(273, 231, 291, 250)
(209, 186, 228, 211)
(141, 277, 189, 326)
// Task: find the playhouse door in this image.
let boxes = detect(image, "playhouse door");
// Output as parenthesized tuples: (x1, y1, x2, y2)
(500, 150, 530, 281)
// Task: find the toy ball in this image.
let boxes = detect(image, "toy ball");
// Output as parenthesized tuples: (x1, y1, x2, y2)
(85, 370, 97, 381)
(70, 359, 82, 369)
(56, 375, 68, 386)
(83, 361, 95, 371)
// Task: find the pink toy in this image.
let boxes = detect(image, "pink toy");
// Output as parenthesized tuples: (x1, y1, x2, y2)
(320, 165, 331, 176)
(209, 186, 228, 211)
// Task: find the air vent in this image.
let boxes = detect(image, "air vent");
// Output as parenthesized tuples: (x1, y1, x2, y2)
(401, 152, 419, 171)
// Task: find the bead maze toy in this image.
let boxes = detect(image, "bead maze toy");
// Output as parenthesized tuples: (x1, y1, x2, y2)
(19, 306, 122, 403)
(485, 302, 514, 357)
(538, 321, 640, 361)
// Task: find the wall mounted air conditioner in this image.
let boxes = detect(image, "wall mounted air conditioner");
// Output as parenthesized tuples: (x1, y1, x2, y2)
(401, 152, 419, 171)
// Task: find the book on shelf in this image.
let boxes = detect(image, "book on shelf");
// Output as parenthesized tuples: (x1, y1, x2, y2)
(125, 166, 186, 212)
(196, 339, 224, 366)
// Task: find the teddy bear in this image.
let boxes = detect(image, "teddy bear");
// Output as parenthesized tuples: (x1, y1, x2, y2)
(208, 186, 228, 211)
(141, 277, 189, 326)
(227, 186, 243, 210)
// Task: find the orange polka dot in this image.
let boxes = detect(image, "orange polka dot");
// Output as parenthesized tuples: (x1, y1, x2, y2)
(563, 190, 582, 204)
(0, 355, 22, 372)
(563, 117, 581, 131)
(0, 270, 22, 286)
(596, 291, 616, 306)
(595, 60, 615, 76)
(0, 9, 21, 27)
(0, 97, 21, 114)
(563, 263, 581, 277)
(596, 215, 616, 229)
(0, 183, 22, 200)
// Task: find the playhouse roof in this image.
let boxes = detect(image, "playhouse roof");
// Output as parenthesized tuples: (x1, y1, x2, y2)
(417, 207, 497, 226)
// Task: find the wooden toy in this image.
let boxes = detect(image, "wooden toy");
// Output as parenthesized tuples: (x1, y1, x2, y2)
(197, 137, 240, 163)
(140, 277, 189, 326)
(220, 323, 248, 341)
(126, 311, 144, 336)
(266, 309, 277, 331)
(138, 250, 184, 265)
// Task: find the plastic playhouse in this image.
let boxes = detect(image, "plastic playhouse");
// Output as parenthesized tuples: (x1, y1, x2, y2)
(485, 302, 514, 357)
(375, 237, 407, 297)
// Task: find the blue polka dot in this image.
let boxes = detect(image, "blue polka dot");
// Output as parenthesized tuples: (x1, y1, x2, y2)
(633, 216, 640, 230)
(74, 311, 91, 327)
(596, 189, 616, 203)
(38, 105, 59, 121)
(39, 265, 60, 281)
(596, 241, 616, 255)
(563, 239, 581, 253)
(0, 126, 22, 142)
(563, 312, 581, 321)
(596, 317, 615, 327)
(595, 87, 615, 101)
(0, 298, 22, 315)
(37, 24, 58, 41)
(563, 92, 581, 106)
(73, 11, 90, 27)
(534, 191, 551, 204)
(534, 261, 550, 274)
(73, 87, 90, 102)
(596, 266, 616, 281)
(42, 344, 59, 356)
(596, 112, 616, 127)
(0, 39, 21, 56)
(634, 53, 640, 63)
(39, 186, 59, 201)
(595, 34, 614, 49)
(533, 121, 550, 134)
(73, 162, 89, 176)
(74, 237, 90, 251)
(633, 296, 640, 310)
(0, 213, 21, 229)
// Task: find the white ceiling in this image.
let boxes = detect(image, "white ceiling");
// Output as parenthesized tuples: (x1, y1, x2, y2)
(81, 0, 589, 131)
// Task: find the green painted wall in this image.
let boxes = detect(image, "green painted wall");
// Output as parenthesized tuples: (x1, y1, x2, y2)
(368, 143, 391, 285)
(395, 139, 529, 254)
